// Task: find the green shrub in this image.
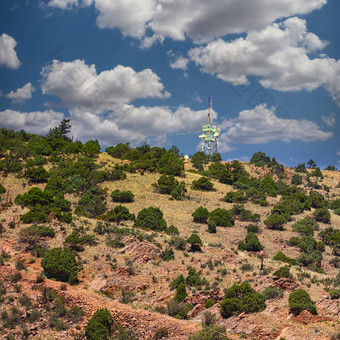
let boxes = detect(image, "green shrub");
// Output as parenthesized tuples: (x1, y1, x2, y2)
(162, 247, 175, 261)
(106, 205, 135, 225)
(238, 232, 264, 252)
(134, 207, 167, 231)
(220, 281, 266, 318)
(75, 186, 107, 218)
(157, 151, 184, 176)
(223, 190, 248, 203)
(291, 174, 302, 185)
(64, 230, 96, 251)
(262, 286, 283, 300)
(41, 248, 78, 283)
(169, 274, 185, 290)
(106, 143, 130, 158)
(85, 308, 114, 340)
(174, 282, 188, 302)
(0, 183, 6, 194)
(292, 217, 319, 236)
(110, 189, 134, 203)
(166, 299, 193, 319)
(209, 208, 234, 227)
(246, 224, 259, 233)
(273, 266, 293, 279)
(295, 163, 307, 173)
(231, 204, 260, 222)
(313, 207, 331, 224)
(164, 225, 179, 236)
(153, 174, 179, 195)
(309, 191, 327, 209)
(187, 233, 203, 252)
(26, 166, 49, 183)
(192, 177, 215, 191)
(154, 328, 169, 340)
(329, 289, 340, 299)
(205, 298, 215, 308)
(192, 206, 209, 224)
(189, 325, 228, 340)
(264, 213, 287, 230)
(272, 251, 296, 265)
(207, 220, 217, 234)
(18, 224, 55, 248)
(288, 289, 317, 315)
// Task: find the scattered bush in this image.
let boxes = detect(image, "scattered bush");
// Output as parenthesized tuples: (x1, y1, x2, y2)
(192, 177, 215, 191)
(188, 325, 228, 340)
(85, 308, 114, 340)
(262, 286, 283, 300)
(164, 225, 179, 236)
(192, 206, 209, 224)
(106, 205, 135, 225)
(209, 208, 234, 227)
(238, 232, 264, 252)
(291, 174, 302, 185)
(272, 251, 296, 265)
(174, 282, 188, 302)
(313, 207, 331, 224)
(157, 151, 184, 176)
(292, 217, 319, 236)
(273, 266, 293, 279)
(264, 213, 287, 230)
(205, 298, 215, 309)
(187, 233, 203, 252)
(329, 289, 340, 299)
(64, 230, 96, 251)
(223, 190, 248, 203)
(41, 248, 78, 283)
(288, 289, 317, 315)
(134, 207, 167, 231)
(246, 224, 259, 233)
(207, 220, 217, 234)
(110, 189, 134, 203)
(220, 281, 266, 318)
(162, 247, 175, 261)
(75, 186, 107, 218)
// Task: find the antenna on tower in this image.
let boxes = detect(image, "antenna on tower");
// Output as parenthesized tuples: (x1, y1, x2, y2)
(199, 97, 221, 159)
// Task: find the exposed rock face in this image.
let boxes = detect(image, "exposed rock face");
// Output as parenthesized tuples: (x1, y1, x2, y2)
(254, 275, 299, 293)
(118, 236, 163, 263)
(317, 297, 340, 318)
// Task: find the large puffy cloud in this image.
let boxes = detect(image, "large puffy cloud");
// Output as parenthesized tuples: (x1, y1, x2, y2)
(218, 104, 332, 151)
(41, 59, 170, 113)
(188, 17, 340, 106)
(0, 109, 64, 134)
(94, 0, 156, 38)
(70, 104, 208, 146)
(47, 0, 326, 44)
(0, 33, 21, 69)
(5, 82, 35, 103)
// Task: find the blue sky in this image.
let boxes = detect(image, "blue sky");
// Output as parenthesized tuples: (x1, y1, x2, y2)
(0, 0, 339, 168)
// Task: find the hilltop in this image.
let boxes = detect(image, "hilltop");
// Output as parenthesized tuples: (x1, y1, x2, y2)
(0, 125, 339, 340)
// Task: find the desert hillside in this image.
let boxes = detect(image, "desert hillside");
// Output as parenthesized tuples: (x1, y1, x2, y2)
(0, 128, 339, 340)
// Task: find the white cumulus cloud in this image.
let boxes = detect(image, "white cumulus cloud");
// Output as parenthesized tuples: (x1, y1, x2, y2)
(47, 0, 326, 45)
(0, 33, 21, 69)
(6, 82, 35, 103)
(188, 17, 340, 106)
(218, 104, 332, 152)
(41, 59, 170, 113)
(69, 104, 208, 146)
(322, 112, 336, 127)
(170, 57, 189, 71)
(0, 109, 64, 134)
